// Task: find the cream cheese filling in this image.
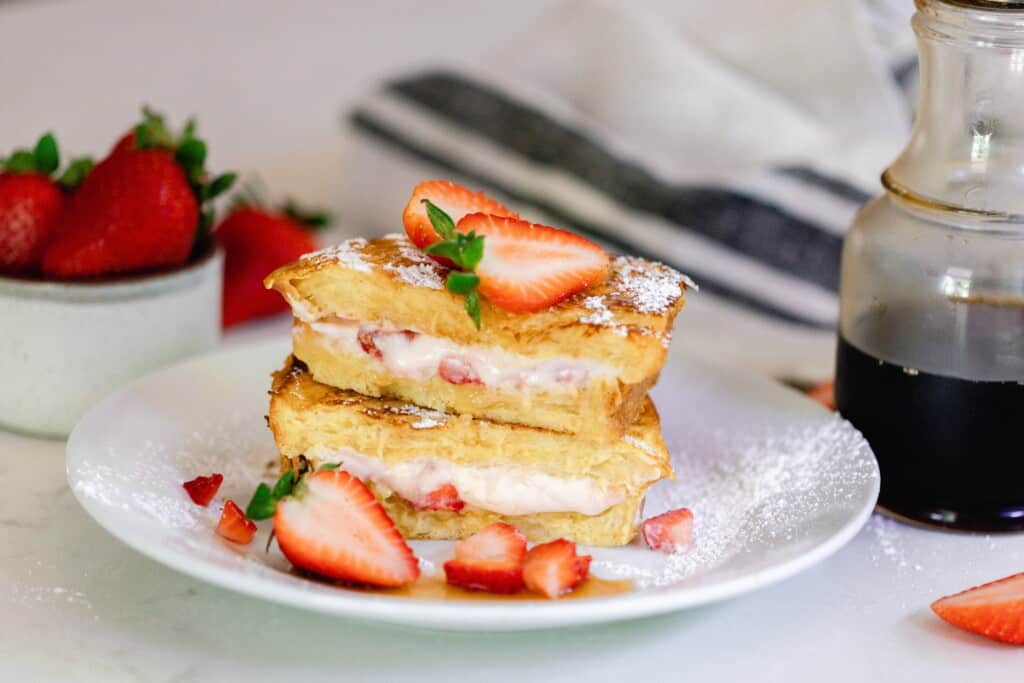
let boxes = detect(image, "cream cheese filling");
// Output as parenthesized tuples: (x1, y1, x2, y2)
(307, 446, 626, 516)
(297, 315, 617, 393)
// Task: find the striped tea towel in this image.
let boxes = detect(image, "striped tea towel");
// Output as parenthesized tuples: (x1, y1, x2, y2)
(338, 0, 917, 382)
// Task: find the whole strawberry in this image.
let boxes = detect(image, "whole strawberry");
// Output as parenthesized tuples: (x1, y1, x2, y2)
(217, 194, 330, 327)
(42, 108, 235, 278)
(0, 133, 91, 275)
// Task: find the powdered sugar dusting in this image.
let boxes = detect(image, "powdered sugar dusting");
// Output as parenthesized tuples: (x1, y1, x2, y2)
(389, 403, 450, 429)
(303, 238, 371, 272)
(597, 414, 877, 589)
(610, 255, 693, 315)
(580, 296, 629, 336)
(384, 237, 446, 290)
(623, 434, 658, 457)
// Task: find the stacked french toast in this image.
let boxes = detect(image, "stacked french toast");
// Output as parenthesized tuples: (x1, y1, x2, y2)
(263, 181, 691, 547)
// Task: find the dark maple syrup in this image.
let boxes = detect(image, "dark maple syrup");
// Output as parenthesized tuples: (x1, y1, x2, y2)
(835, 325, 1024, 531)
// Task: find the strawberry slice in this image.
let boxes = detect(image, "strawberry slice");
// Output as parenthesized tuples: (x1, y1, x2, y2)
(403, 180, 516, 250)
(443, 522, 527, 593)
(182, 473, 223, 506)
(438, 356, 483, 385)
(274, 470, 420, 588)
(457, 213, 610, 313)
(642, 508, 694, 554)
(415, 484, 466, 512)
(216, 500, 256, 544)
(522, 538, 591, 599)
(931, 573, 1024, 644)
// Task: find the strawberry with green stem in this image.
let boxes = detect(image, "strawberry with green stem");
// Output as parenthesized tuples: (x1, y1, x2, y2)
(42, 107, 236, 278)
(420, 198, 486, 328)
(0, 132, 92, 274)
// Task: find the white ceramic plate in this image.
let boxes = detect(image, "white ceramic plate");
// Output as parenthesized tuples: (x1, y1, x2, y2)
(67, 339, 878, 631)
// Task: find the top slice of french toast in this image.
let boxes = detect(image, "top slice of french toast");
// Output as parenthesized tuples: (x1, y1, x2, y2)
(265, 234, 691, 382)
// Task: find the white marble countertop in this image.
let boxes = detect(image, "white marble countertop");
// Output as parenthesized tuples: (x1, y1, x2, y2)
(2, 1, 1024, 680)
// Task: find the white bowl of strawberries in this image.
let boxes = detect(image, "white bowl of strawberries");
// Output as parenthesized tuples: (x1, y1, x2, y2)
(0, 114, 235, 438)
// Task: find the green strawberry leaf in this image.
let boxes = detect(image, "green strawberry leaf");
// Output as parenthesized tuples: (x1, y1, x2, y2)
(423, 240, 463, 265)
(201, 172, 237, 202)
(175, 138, 207, 183)
(318, 462, 341, 471)
(464, 289, 482, 330)
(3, 150, 36, 174)
(272, 470, 296, 499)
(282, 199, 333, 230)
(245, 483, 276, 520)
(422, 198, 456, 240)
(33, 133, 59, 175)
(57, 157, 94, 190)
(446, 271, 480, 294)
(461, 233, 485, 271)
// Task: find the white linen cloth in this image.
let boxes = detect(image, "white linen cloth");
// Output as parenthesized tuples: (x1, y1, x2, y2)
(339, 0, 917, 382)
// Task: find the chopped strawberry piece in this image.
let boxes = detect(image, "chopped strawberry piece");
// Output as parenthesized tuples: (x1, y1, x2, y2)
(438, 356, 483, 385)
(642, 508, 694, 554)
(216, 500, 256, 544)
(357, 328, 382, 359)
(182, 473, 223, 506)
(932, 572, 1024, 645)
(274, 470, 420, 588)
(522, 538, 591, 599)
(805, 380, 835, 411)
(415, 484, 466, 512)
(403, 180, 517, 251)
(443, 522, 527, 594)
(456, 213, 610, 313)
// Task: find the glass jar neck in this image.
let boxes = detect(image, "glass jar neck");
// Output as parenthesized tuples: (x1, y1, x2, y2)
(885, 0, 1024, 218)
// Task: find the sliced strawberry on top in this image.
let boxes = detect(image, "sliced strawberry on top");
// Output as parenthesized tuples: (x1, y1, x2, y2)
(216, 500, 256, 545)
(274, 469, 420, 588)
(414, 484, 466, 512)
(522, 538, 591, 599)
(931, 572, 1024, 645)
(402, 180, 517, 250)
(642, 508, 694, 554)
(457, 213, 610, 313)
(443, 522, 527, 594)
(183, 472, 223, 506)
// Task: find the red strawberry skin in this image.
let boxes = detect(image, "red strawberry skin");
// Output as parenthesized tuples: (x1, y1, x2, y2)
(932, 573, 1024, 645)
(183, 473, 224, 507)
(274, 470, 420, 588)
(0, 173, 64, 275)
(642, 508, 694, 554)
(216, 500, 256, 544)
(522, 538, 591, 599)
(217, 207, 317, 327)
(457, 213, 610, 313)
(402, 179, 516, 250)
(443, 522, 527, 593)
(42, 150, 198, 278)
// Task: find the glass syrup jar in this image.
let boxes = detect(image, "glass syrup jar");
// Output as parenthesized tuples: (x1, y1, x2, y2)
(836, 0, 1024, 531)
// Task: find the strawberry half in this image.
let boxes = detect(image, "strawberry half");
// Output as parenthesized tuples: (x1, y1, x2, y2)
(642, 508, 694, 554)
(216, 500, 256, 544)
(931, 573, 1024, 645)
(414, 484, 466, 512)
(402, 180, 516, 250)
(182, 473, 223, 506)
(443, 522, 527, 593)
(457, 213, 610, 313)
(522, 538, 591, 599)
(274, 469, 420, 588)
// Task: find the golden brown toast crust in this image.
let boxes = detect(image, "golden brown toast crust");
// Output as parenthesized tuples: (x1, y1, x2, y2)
(292, 321, 656, 442)
(269, 356, 672, 484)
(264, 235, 689, 382)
